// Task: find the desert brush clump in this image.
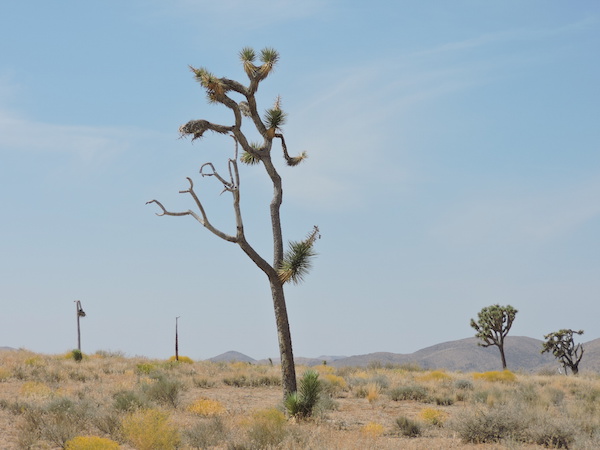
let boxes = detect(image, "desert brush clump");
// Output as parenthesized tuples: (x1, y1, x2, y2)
(388, 384, 429, 402)
(451, 403, 527, 443)
(141, 373, 184, 408)
(122, 408, 180, 450)
(473, 370, 517, 383)
(187, 397, 226, 416)
(135, 362, 156, 375)
(419, 407, 448, 426)
(169, 355, 194, 364)
(113, 389, 149, 412)
(417, 370, 451, 382)
(64, 435, 121, 449)
(184, 416, 228, 449)
(321, 373, 348, 397)
(245, 408, 288, 448)
(395, 416, 421, 437)
(361, 421, 385, 437)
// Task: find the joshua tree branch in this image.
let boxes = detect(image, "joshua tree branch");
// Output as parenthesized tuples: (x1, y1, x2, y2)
(179, 120, 233, 141)
(147, 177, 237, 243)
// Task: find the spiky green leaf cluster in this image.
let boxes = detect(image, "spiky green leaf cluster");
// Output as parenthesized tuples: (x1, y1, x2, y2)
(238, 47, 279, 81)
(278, 226, 319, 284)
(189, 66, 228, 102)
(286, 151, 308, 167)
(240, 142, 262, 165)
(264, 108, 287, 131)
(284, 370, 321, 419)
(241, 152, 260, 165)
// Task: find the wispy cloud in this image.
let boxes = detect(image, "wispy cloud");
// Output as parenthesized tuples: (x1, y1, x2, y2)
(153, 0, 324, 29)
(0, 111, 121, 163)
(0, 108, 142, 165)
(430, 177, 600, 246)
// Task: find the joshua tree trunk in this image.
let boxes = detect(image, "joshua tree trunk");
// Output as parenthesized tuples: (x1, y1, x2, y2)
(270, 279, 297, 394)
(498, 343, 507, 370)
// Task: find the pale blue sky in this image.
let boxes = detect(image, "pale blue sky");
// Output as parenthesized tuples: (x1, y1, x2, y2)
(1, 1, 599, 360)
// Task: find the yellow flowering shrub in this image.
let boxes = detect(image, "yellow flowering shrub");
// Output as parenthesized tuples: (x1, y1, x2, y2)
(419, 407, 448, 426)
(187, 397, 226, 416)
(65, 436, 120, 449)
(168, 355, 194, 364)
(361, 421, 385, 437)
(473, 370, 517, 383)
(122, 409, 180, 450)
(417, 370, 451, 382)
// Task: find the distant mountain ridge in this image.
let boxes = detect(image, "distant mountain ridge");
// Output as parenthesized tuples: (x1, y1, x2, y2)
(208, 336, 600, 373)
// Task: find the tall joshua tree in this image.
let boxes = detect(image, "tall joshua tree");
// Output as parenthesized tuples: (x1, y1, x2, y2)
(470, 304, 518, 370)
(147, 48, 318, 397)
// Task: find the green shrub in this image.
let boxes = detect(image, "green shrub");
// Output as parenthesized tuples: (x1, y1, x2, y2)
(528, 418, 575, 449)
(184, 417, 228, 449)
(451, 404, 526, 444)
(434, 395, 454, 406)
(135, 362, 156, 375)
(193, 377, 216, 388)
(284, 370, 322, 419)
(222, 374, 281, 387)
(71, 349, 83, 362)
(113, 390, 148, 412)
(20, 398, 93, 448)
(246, 408, 287, 448)
(389, 385, 429, 402)
(455, 379, 474, 390)
(142, 374, 184, 408)
(395, 416, 421, 437)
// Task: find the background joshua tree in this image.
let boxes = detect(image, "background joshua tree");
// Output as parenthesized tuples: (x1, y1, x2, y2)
(542, 329, 585, 375)
(470, 304, 518, 370)
(147, 48, 318, 397)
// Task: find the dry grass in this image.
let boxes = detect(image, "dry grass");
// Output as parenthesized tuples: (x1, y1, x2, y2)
(0, 350, 599, 449)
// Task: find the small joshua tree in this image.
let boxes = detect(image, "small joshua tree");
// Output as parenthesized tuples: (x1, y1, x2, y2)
(470, 304, 518, 370)
(542, 329, 584, 375)
(147, 48, 319, 397)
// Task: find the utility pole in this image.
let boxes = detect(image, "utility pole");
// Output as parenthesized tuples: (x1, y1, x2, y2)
(175, 316, 180, 361)
(75, 300, 86, 352)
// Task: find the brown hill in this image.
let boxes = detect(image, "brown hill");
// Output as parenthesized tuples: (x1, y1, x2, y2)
(328, 336, 598, 373)
(210, 336, 599, 373)
(209, 351, 256, 363)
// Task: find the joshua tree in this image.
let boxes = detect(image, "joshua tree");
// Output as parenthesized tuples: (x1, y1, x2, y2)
(470, 304, 518, 370)
(147, 48, 319, 397)
(542, 329, 584, 375)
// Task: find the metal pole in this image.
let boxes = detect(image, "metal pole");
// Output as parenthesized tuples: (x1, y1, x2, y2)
(75, 300, 85, 352)
(175, 316, 180, 361)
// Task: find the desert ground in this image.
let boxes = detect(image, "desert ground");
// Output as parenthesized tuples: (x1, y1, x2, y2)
(0, 349, 599, 449)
